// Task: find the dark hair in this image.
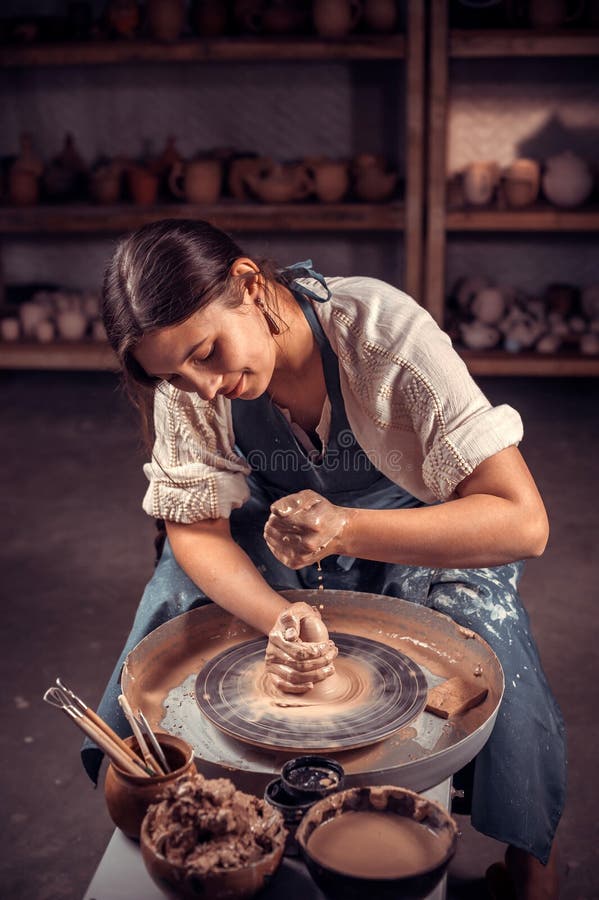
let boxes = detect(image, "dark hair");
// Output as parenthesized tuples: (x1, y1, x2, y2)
(102, 218, 289, 442)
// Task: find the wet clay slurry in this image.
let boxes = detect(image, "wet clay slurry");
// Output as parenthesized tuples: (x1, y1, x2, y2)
(306, 811, 447, 878)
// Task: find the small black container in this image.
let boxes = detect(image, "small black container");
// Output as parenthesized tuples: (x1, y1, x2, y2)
(281, 756, 345, 802)
(264, 777, 316, 857)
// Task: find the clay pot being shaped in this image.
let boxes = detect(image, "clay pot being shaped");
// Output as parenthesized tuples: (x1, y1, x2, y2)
(463, 161, 501, 206)
(364, 0, 397, 32)
(106, 0, 140, 38)
(244, 162, 312, 203)
(353, 154, 397, 202)
(146, 0, 186, 41)
(104, 733, 195, 840)
(169, 158, 223, 204)
(127, 165, 159, 206)
(504, 158, 540, 208)
(542, 151, 593, 208)
(313, 0, 362, 38)
(306, 158, 349, 203)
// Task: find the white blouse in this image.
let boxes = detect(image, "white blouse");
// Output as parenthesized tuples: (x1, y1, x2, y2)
(142, 276, 523, 522)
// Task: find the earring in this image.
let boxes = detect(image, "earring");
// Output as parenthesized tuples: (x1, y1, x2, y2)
(257, 298, 281, 335)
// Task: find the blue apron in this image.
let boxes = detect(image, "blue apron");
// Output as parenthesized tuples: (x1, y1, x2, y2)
(83, 264, 566, 865)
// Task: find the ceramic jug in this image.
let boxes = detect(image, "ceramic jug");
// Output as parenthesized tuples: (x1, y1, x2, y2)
(364, 0, 397, 32)
(244, 162, 312, 203)
(463, 160, 501, 206)
(127, 165, 159, 206)
(104, 733, 195, 840)
(146, 0, 186, 41)
(528, 0, 585, 27)
(542, 151, 593, 208)
(504, 158, 540, 208)
(306, 158, 349, 203)
(352, 154, 397, 201)
(313, 0, 362, 38)
(169, 158, 223, 204)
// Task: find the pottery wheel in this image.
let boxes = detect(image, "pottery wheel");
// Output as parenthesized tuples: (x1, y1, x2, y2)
(195, 633, 428, 753)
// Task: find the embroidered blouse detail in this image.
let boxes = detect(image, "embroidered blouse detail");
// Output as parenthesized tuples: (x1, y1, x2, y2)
(142, 276, 522, 521)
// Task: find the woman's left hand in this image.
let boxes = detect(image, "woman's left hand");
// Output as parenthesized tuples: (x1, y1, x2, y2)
(264, 490, 355, 568)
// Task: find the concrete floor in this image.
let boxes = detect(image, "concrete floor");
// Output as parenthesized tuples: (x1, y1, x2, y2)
(1, 371, 598, 899)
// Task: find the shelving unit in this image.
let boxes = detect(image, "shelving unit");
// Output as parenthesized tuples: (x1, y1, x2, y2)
(0, 3, 426, 370)
(425, 0, 599, 376)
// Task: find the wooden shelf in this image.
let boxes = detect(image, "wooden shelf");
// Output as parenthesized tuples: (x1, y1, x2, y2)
(446, 205, 599, 232)
(0, 35, 405, 68)
(450, 28, 599, 58)
(0, 341, 117, 370)
(460, 350, 599, 377)
(0, 201, 405, 234)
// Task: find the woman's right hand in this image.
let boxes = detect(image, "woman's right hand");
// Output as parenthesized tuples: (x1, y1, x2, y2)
(265, 601, 338, 694)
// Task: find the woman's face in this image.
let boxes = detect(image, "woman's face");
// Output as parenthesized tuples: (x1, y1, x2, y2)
(133, 279, 280, 402)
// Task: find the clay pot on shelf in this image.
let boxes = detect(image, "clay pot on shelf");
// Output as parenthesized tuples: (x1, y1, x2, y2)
(463, 160, 501, 206)
(43, 133, 87, 202)
(105, 0, 140, 38)
(192, 0, 229, 36)
(503, 158, 540, 208)
(169, 158, 223, 204)
(233, 0, 265, 33)
(146, 0, 186, 42)
(228, 156, 272, 200)
(90, 161, 123, 204)
(262, 0, 309, 34)
(305, 157, 349, 203)
(528, 0, 585, 28)
(244, 161, 312, 203)
(313, 0, 362, 37)
(364, 0, 397, 32)
(104, 733, 196, 840)
(9, 132, 43, 205)
(352, 154, 397, 202)
(542, 151, 593, 208)
(127, 165, 159, 206)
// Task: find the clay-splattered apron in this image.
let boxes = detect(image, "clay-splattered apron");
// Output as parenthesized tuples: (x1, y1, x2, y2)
(84, 266, 566, 864)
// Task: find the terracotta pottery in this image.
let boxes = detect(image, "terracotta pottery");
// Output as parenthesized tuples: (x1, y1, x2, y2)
(353, 154, 397, 202)
(127, 165, 159, 206)
(504, 158, 540, 208)
(146, 0, 186, 42)
(228, 156, 273, 200)
(43, 133, 87, 201)
(463, 160, 500, 206)
(104, 733, 195, 840)
(169, 158, 223, 203)
(106, 0, 140, 38)
(542, 151, 593, 208)
(244, 161, 312, 203)
(233, 0, 265, 33)
(364, 0, 397, 32)
(193, 0, 229, 36)
(90, 161, 122, 204)
(9, 169, 39, 206)
(262, 0, 308, 34)
(306, 158, 349, 203)
(313, 0, 362, 37)
(528, 0, 584, 27)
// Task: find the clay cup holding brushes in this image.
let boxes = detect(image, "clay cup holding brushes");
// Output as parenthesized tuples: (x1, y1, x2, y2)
(104, 733, 195, 839)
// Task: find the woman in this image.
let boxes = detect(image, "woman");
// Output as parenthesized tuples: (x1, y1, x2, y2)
(92, 218, 565, 898)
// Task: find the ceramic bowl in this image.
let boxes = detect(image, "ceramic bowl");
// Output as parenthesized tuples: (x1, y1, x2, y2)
(140, 797, 286, 900)
(104, 732, 195, 840)
(296, 785, 458, 900)
(280, 755, 345, 802)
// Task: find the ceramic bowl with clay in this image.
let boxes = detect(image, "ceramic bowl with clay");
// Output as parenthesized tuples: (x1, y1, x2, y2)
(140, 772, 287, 900)
(296, 785, 458, 900)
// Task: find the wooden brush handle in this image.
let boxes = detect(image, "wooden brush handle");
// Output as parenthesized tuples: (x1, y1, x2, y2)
(84, 707, 147, 772)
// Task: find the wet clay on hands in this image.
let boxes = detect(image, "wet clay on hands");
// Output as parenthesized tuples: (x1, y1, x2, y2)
(265, 601, 338, 694)
(264, 490, 356, 569)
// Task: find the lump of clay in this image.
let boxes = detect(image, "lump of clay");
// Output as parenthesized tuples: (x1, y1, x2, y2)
(143, 772, 285, 876)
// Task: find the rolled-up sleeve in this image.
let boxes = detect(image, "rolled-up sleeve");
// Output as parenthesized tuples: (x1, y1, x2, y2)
(142, 385, 251, 522)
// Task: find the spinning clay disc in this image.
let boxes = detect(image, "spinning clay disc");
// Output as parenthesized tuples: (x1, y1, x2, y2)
(195, 633, 428, 752)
